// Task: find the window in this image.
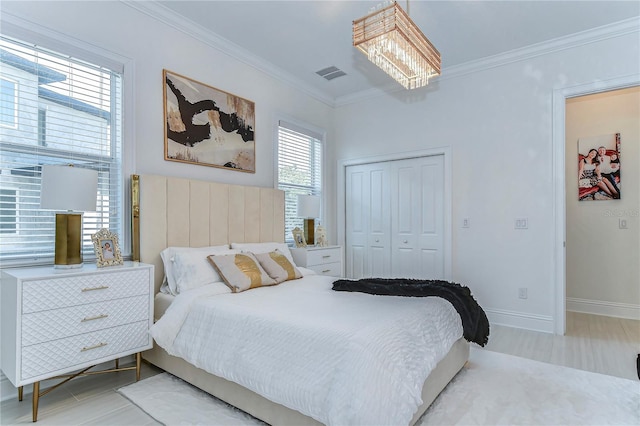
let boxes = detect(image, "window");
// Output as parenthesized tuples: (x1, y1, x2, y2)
(0, 35, 123, 264)
(0, 188, 17, 234)
(276, 120, 323, 244)
(0, 77, 17, 128)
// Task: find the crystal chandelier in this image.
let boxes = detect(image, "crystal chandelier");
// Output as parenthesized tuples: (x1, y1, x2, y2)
(353, 1, 441, 90)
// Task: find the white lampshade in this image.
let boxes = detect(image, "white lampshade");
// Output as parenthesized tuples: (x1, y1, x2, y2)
(40, 165, 98, 212)
(297, 195, 320, 219)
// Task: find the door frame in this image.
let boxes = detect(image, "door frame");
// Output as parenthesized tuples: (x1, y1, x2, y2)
(552, 74, 640, 335)
(337, 147, 452, 280)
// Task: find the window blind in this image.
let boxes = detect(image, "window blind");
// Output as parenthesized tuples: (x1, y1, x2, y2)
(0, 35, 123, 264)
(277, 120, 323, 244)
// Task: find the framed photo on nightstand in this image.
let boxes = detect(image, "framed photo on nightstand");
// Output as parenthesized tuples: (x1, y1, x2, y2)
(92, 228, 124, 267)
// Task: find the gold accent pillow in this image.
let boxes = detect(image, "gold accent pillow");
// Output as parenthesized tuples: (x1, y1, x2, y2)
(208, 252, 277, 293)
(253, 250, 303, 284)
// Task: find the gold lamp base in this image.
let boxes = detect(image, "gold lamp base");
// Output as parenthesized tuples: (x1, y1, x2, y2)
(303, 218, 315, 246)
(54, 213, 84, 268)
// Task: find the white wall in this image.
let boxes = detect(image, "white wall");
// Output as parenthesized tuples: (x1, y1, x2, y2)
(565, 87, 640, 319)
(331, 31, 640, 332)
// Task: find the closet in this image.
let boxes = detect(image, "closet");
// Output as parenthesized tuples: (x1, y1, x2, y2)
(345, 155, 445, 279)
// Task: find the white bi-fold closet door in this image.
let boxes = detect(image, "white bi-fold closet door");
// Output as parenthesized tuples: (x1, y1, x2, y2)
(345, 155, 445, 279)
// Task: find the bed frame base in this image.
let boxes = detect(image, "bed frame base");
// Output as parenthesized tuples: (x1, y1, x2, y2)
(143, 338, 469, 426)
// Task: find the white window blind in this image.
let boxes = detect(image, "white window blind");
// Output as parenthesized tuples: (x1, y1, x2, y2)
(0, 35, 123, 264)
(277, 120, 322, 244)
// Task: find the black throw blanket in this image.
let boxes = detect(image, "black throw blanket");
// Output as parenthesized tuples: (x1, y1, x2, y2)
(332, 278, 490, 347)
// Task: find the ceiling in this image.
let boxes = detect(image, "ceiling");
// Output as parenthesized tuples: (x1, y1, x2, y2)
(154, 1, 639, 103)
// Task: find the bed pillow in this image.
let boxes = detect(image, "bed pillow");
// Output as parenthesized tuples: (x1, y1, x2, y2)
(208, 252, 277, 293)
(253, 250, 303, 284)
(160, 245, 234, 295)
(230, 242, 295, 265)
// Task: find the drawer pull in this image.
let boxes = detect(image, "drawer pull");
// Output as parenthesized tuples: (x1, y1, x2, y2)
(81, 314, 108, 322)
(80, 342, 107, 352)
(322, 269, 331, 273)
(81, 285, 109, 292)
(322, 255, 331, 259)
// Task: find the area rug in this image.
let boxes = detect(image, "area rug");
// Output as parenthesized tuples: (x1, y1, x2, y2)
(118, 348, 639, 425)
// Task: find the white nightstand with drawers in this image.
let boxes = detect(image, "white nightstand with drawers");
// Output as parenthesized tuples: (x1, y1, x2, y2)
(291, 245, 343, 277)
(0, 261, 154, 422)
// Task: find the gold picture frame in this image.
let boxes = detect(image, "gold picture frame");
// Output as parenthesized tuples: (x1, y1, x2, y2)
(163, 69, 256, 172)
(292, 227, 307, 248)
(92, 228, 124, 267)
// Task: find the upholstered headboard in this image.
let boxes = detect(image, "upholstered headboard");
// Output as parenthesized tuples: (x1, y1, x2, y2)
(131, 174, 285, 293)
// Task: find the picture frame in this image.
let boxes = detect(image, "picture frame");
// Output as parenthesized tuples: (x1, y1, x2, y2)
(315, 225, 328, 247)
(163, 69, 256, 173)
(577, 133, 621, 201)
(292, 227, 307, 248)
(92, 228, 124, 267)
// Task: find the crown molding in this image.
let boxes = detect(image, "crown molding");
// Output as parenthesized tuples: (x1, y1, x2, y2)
(122, 0, 336, 108)
(122, 3, 638, 108)
(334, 16, 640, 107)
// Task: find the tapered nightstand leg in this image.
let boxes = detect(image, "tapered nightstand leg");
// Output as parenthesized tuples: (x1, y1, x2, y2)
(136, 353, 141, 381)
(32, 381, 40, 422)
(18, 386, 23, 401)
(115, 358, 119, 369)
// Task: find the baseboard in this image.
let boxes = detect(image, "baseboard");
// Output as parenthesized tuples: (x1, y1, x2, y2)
(0, 355, 135, 402)
(567, 297, 640, 320)
(484, 308, 555, 334)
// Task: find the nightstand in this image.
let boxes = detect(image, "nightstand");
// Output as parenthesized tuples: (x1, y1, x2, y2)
(291, 245, 343, 276)
(0, 261, 154, 422)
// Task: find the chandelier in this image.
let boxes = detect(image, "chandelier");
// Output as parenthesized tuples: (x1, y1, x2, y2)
(352, 1, 441, 90)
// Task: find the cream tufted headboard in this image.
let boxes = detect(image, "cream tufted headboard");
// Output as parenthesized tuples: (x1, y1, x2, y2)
(131, 174, 285, 293)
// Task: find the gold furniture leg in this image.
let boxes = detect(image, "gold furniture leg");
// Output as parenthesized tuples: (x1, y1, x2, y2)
(32, 382, 40, 422)
(136, 352, 141, 381)
(18, 386, 23, 401)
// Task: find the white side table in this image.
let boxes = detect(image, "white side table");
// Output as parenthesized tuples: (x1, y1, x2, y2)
(291, 245, 343, 277)
(0, 261, 154, 422)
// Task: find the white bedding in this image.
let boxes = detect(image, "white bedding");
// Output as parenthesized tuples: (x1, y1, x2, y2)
(151, 274, 463, 426)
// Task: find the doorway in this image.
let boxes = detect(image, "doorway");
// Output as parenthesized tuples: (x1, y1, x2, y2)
(552, 76, 640, 334)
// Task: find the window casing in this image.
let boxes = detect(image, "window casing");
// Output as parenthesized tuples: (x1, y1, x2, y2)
(0, 35, 123, 265)
(276, 120, 323, 244)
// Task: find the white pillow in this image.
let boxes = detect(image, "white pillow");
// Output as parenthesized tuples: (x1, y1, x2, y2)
(160, 245, 235, 295)
(230, 242, 295, 264)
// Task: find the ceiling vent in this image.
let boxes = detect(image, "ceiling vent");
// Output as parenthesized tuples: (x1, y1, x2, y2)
(316, 66, 346, 81)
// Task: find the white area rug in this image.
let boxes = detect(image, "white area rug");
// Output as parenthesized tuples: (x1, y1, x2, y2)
(119, 348, 640, 425)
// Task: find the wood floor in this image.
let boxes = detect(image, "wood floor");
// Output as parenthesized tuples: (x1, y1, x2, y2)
(1, 312, 638, 425)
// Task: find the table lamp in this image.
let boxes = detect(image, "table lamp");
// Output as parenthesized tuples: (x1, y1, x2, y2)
(297, 194, 320, 246)
(40, 165, 98, 268)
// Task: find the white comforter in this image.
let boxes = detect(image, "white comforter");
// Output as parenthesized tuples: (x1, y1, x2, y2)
(151, 274, 463, 426)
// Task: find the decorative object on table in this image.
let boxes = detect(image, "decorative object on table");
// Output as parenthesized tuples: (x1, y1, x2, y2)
(92, 228, 124, 267)
(577, 133, 621, 201)
(315, 225, 328, 247)
(163, 69, 255, 172)
(292, 227, 306, 248)
(297, 194, 320, 245)
(352, 0, 440, 90)
(39, 164, 98, 268)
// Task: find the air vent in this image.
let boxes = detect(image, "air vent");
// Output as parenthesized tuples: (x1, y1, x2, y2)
(315, 66, 347, 81)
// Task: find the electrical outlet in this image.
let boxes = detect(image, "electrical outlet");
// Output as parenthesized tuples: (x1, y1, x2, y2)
(462, 218, 470, 228)
(515, 218, 528, 229)
(518, 288, 528, 299)
(619, 218, 628, 229)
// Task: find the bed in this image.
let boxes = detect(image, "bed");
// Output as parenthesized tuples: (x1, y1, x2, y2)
(132, 174, 470, 426)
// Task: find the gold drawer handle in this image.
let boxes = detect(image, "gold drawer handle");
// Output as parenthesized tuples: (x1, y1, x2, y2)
(81, 314, 108, 322)
(81, 285, 109, 292)
(322, 269, 331, 273)
(80, 342, 107, 352)
(322, 255, 331, 259)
